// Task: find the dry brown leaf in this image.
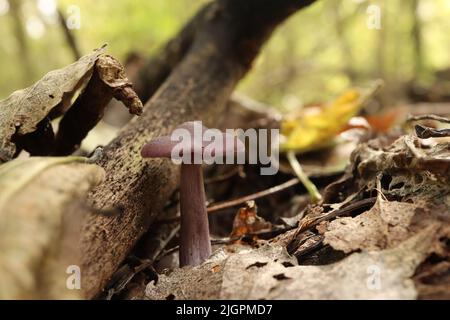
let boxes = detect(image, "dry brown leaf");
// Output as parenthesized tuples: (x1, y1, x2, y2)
(230, 201, 272, 239)
(364, 110, 401, 133)
(0, 46, 143, 161)
(0, 157, 105, 299)
(145, 228, 434, 300)
(323, 198, 442, 253)
(0, 48, 104, 162)
(53, 54, 143, 156)
(356, 135, 450, 181)
(95, 55, 143, 115)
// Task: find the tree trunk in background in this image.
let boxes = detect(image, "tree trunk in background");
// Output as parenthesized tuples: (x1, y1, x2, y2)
(329, 0, 356, 82)
(411, 0, 424, 79)
(375, 1, 389, 107)
(81, 0, 317, 299)
(135, 3, 213, 104)
(57, 9, 82, 61)
(9, 0, 34, 84)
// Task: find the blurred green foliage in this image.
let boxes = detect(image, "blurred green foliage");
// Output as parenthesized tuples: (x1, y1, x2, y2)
(0, 0, 449, 111)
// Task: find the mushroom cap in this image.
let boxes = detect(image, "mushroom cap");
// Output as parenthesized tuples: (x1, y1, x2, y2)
(140, 136, 179, 158)
(141, 121, 245, 161)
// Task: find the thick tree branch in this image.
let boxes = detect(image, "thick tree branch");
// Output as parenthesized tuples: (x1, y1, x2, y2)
(135, 3, 213, 103)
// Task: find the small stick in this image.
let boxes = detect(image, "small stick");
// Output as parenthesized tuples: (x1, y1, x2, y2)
(161, 168, 343, 221)
(293, 235, 324, 258)
(207, 178, 300, 213)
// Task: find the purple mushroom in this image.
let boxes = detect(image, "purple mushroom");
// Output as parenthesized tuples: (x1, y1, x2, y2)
(141, 122, 245, 267)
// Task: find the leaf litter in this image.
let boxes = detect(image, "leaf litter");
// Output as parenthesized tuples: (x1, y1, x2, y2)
(145, 115, 450, 300)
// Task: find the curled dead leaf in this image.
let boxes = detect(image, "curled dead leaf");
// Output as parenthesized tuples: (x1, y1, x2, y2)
(229, 201, 272, 239)
(0, 46, 143, 162)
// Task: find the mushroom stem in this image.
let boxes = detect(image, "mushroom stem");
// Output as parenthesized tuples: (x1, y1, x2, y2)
(179, 163, 211, 267)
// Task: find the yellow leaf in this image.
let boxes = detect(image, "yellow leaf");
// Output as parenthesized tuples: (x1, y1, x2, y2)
(281, 82, 382, 153)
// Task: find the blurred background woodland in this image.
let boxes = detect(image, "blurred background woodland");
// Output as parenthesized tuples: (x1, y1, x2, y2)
(1, 0, 449, 111)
